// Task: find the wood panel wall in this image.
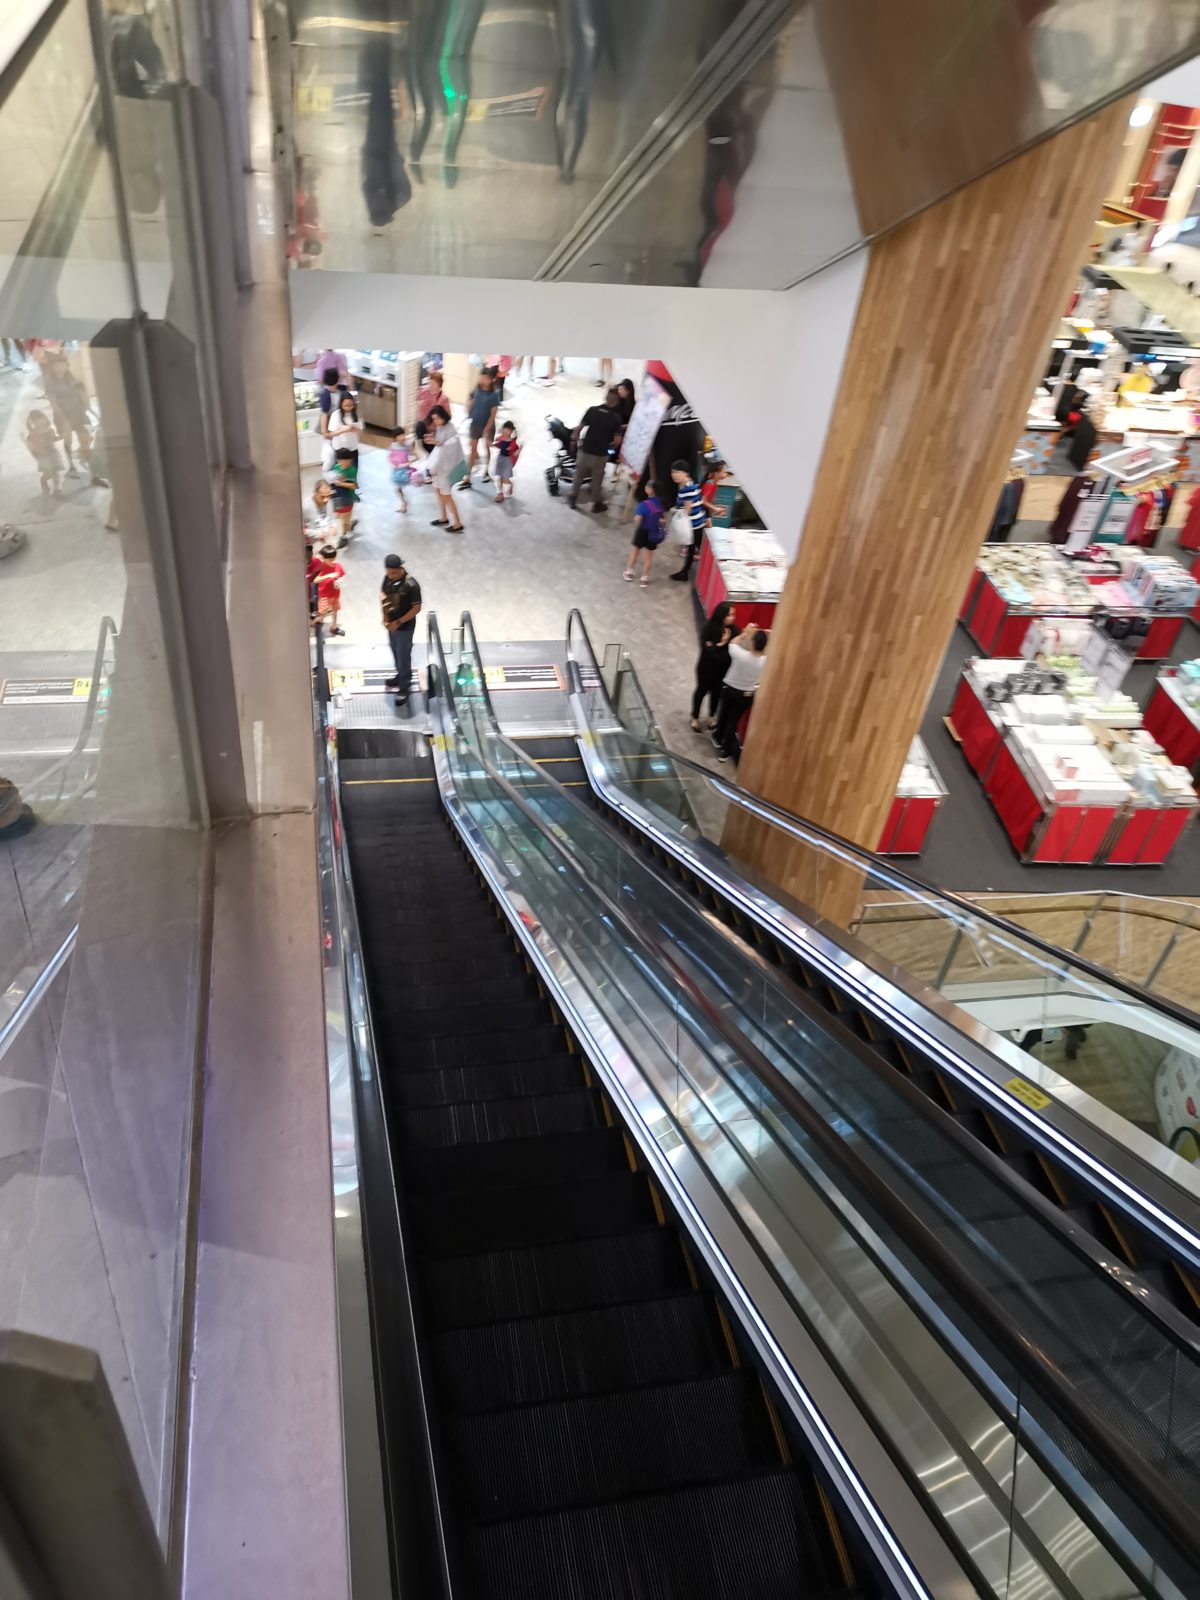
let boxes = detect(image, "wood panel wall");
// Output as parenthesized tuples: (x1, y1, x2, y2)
(731, 100, 1131, 926)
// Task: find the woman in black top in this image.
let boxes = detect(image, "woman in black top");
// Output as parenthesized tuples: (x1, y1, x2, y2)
(616, 378, 636, 425)
(691, 602, 738, 729)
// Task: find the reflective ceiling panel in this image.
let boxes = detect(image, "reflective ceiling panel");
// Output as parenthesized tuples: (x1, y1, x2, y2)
(276, 0, 1200, 289)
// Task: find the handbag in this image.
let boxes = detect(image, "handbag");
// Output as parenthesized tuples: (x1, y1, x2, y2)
(669, 508, 694, 546)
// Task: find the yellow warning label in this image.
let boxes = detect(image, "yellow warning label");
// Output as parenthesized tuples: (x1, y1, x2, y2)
(329, 670, 364, 694)
(484, 665, 506, 686)
(296, 84, 332, 115)
(1005, 1076, 1052, 1112)
(72, 677, 92, 698)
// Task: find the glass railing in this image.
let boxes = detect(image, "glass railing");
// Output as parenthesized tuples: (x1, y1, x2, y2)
(565, 610, 1200, 1182)
(429, 610, 1200, 1600)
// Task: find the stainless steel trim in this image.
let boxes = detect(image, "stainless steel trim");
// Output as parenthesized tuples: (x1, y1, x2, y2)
(0, 929, 76, 1067)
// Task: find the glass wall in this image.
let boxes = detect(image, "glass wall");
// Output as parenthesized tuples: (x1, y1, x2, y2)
(0, 0, 212, 1531)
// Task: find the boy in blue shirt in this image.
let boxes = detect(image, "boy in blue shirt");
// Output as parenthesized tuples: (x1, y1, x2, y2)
(668, 460, 710, 582)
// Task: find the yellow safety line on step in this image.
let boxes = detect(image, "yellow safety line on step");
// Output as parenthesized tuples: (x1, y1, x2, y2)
(815, 1479, 854, 1586)
(342, 776, 435, 785)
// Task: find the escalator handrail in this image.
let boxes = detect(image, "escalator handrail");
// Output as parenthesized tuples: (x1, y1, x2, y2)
(456, 609, 500, 729)
(313, 630, 454, 1600)
(564, 606, 1200, 1034)
(428, 614, 1200, 1585)
(453, 623, 1200, 1362)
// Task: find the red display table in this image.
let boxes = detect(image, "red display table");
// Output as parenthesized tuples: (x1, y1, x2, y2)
(960, 568, 1188, 660)
(877, 794, 942, 855)
(1144, 675, 1200, 774)
(695, 532, 781, 628)
(948, 663, 1197, 866)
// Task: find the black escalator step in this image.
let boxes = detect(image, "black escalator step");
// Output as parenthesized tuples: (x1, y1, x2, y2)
(461, 1469, 846, 1600)
(516, 738, 581, 760)
(907, 1159, 1022, 1225)
(409, 1170, 654, 1256)
(402, 1026, 566, 1071)
(446, 1369, 779, 1521)
(399, 1088, 603, 1148)
(947, 1108, 1000, 1148)
(392, 951, 526, 987)
(422, 1228, 693, 1330)
(401, 997, 550, 1041)
(393, 1056, 582, 1108)
(403, 1127, 628, 1193)
(432, 1292, 726, 1412)
(996, 1149, 1059, 1202)
(381, 974, 536, 1013)
(374, 931, 517, 964)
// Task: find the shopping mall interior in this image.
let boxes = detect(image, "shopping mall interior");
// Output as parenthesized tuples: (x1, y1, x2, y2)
(9, 4, 1200, 1598)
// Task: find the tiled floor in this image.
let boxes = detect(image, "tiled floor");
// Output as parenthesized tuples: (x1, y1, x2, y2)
(316, 358, 712, 757)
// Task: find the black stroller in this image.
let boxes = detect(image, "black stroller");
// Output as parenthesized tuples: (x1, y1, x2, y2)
(544, 415, 576, 497)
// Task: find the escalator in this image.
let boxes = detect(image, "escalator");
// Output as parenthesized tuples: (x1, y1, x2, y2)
(555, 611, 1200, 1326)
(338, 732, 874, 1600)
(324, 621, 1200, 1600)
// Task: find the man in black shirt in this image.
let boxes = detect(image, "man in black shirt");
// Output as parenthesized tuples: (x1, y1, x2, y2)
(569, 388, 623, 512)
(380, 554, 422, 705)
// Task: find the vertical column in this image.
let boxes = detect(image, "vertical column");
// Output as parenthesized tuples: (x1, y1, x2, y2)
(732, 102, 1130, 923)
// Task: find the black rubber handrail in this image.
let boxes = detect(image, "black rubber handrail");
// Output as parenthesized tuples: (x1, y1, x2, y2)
(429, 615, 1200, 1590)
(564, 605, 1200, 1033)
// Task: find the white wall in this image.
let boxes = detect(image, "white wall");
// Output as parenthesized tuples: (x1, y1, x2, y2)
(289, 254, 866, 558)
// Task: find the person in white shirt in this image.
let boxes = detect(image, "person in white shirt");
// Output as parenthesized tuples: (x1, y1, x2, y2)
(325, 391, 362, 469)
(424, 405, 466, 533)
(713, 628, 769, 763)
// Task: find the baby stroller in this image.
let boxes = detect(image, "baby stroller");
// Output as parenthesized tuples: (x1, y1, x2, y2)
(544, 415, 577, 497)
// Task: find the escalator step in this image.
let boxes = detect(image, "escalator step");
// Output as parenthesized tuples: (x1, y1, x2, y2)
(379, 974, 536, 1013)
(431, 1292, 726, 1412)
(391, 1055, 583, 1108)
(409, 1169, 656, 1255)
(399, 1088, 603, 1147)
(461, 1468, 850, 1600)
(398, 998, 551, 1041)
(445, 1369, 779, 1520)
(392, 951, 526, 988)
(371, 930, 517, 964)
(401, 1025, 566, 1071)
(403, 1127, 629, 1193)
(422, 1227, 693, 1330)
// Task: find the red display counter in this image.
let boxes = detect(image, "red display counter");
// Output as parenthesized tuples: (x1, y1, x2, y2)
(1144, 674, 1200, 774)
(960, 567, 1188, 660)
(877, 794, 942, 855)
(695, 531, 782, 628)
(948, 663, 1197, 866)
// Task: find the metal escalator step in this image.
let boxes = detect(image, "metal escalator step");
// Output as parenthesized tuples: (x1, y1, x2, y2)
(403, 1127, 629, 1193)
(445, 1369, 779, 1521)
(370, 930, 516, 963)
(378, 974, 536, 1013)
(431, 1292, 726, 1412)
(461, 1468, 850, 1600)
(399, 1088, 603, 1148)
(392, 1056, 583, 1108)
(392, 951, 526, 988)
(401, 1026, 566, 1071)
(421, 1228, 693, 1330)
(409, 1170, 656, 1256)
(400, 998, 551, 1041)
(901, 1158, 1023, 1225)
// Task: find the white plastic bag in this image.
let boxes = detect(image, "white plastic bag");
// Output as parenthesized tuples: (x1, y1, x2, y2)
(669, 508, 694, 546)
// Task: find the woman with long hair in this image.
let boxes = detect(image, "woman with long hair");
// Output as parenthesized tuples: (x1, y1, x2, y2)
(691, 601, 738, 731)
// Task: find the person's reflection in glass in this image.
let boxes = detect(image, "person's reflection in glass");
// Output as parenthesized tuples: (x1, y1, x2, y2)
(554, 0, 605, 183)
(409, 0, 485, 187)
(360, 36, 412, 226)
(106, 0, 166, 215)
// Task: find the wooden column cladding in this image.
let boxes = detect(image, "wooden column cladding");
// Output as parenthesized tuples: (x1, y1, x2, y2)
(732, 101, 1131, 926)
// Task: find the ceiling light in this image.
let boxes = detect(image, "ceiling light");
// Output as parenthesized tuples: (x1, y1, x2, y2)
(708, 135, 731, 146)
(1129, 103, 1154, 128)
